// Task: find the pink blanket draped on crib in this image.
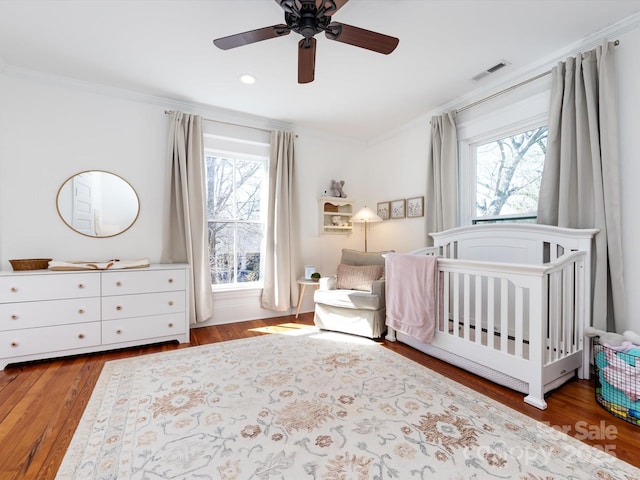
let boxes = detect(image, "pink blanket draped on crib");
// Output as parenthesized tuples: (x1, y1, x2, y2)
(385, 253, 439, 344)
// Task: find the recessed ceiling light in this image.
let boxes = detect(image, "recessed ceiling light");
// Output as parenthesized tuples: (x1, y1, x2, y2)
(240, 74, 256, 85)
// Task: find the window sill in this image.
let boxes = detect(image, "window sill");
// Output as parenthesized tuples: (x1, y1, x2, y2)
(212, 283, 263, 292)
(211, 285, 263, 300)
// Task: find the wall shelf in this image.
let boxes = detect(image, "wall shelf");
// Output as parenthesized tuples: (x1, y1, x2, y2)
(319, 197, 354, 235)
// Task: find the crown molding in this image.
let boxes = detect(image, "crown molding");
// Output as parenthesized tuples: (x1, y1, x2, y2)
(438, 12, 640, 116)
(3, 63, 293, 133)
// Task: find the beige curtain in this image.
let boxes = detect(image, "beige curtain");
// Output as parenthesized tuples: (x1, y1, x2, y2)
(161, 111, 213, 324)
(261, 131, 298, 311)
(425, 112, 458, 246)
(537, 42, 626, 332)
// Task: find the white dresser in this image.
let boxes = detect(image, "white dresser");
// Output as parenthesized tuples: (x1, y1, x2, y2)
(0, 264, 190, 369)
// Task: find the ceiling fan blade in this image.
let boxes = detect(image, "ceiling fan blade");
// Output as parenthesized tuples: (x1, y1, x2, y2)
(298, 38, 316, 84)
(316, 0, 349, 15)
(213, 24, 290, 50)
(325, 22, 398, 54)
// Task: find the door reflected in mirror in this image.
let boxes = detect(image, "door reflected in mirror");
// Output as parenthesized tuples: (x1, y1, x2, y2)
(56, 170, 140, 238)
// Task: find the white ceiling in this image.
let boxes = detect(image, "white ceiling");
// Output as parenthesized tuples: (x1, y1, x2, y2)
(1, 0, 640, 140)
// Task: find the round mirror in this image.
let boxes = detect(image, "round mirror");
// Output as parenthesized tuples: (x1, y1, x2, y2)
(56, 170, 140, 238)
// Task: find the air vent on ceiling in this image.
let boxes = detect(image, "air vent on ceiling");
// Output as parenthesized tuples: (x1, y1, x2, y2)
(472, 60, 510, 81)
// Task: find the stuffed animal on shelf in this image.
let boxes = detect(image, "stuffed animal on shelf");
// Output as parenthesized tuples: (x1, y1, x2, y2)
(330, 179, 347, 198)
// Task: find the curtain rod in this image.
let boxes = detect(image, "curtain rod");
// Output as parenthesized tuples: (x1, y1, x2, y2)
(455, 39, 619, 115)
(164, 110, 272, 134)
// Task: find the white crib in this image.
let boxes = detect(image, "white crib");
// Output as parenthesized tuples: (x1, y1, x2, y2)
(385, 223, 598, 410)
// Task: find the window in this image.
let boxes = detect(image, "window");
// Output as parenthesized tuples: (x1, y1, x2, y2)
(456, 79, 552, 226)
(206, 153, 267, 288)
(471, 125, 547, 224)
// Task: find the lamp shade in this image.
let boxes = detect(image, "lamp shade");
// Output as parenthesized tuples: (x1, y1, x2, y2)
(350, 206, 383, 223)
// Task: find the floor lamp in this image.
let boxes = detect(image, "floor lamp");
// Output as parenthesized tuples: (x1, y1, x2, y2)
(350, 206, 383, 252)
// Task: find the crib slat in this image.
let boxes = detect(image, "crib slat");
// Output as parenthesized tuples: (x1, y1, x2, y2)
(549, 270, 561, 362)
(562, 265, 569, 356)
(515, 286, 523, 357)
(564, 263, 575, 355)
(463, 274, 470, 341)
(475, 276, 482, 345)
(574, 262, 582, 350)
(453, 272, 460, 337)
(442, 271, 450, 333)
(500, 279, 508, 353)
(487, 277, 495, 350)
(547, 272, 555, 363)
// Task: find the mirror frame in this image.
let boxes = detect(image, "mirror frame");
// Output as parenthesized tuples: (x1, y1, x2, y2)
(56, 170, 140, 238)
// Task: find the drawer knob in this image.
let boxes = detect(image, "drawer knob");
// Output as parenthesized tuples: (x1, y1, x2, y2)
(116, 329, 122, 334)
(10, 287, 18, 293)
(78, 309, 85, 314)
(168, 278, 174, 283)
(116, 281, 122, 287)
(78, 333, 85, 339)
(116, 305, 122, 311)
(11, 314, 18, 320)
(10, 341, 18, 348)
(168, 322, 174, 328)
(168, 300, 174, 306)
(78, 283, 85, 289)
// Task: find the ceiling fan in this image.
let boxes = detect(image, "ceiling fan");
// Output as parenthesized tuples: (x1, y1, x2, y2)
(213, 0, 399, 84)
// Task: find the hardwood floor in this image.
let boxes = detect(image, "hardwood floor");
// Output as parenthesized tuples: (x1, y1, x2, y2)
(0, 313, 638, 479)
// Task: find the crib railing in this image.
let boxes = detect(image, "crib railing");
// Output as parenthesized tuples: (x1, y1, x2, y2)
(422, 251, 586, 408)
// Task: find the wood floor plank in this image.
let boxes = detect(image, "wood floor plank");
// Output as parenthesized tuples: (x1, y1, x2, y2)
(0, 312, 637, 480)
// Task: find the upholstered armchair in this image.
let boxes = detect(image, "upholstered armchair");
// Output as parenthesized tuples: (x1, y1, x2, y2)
(313, 249, 390, 339)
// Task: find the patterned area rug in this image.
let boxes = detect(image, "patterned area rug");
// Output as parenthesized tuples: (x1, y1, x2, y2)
(57, 329, 640, 479)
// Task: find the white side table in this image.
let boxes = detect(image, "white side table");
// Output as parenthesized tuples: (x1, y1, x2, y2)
(296, 278, 319, 318)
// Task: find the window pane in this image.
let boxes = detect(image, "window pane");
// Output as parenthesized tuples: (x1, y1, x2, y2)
(235, 159, 263, 221)
(207, 156, 234, 219)
(236, 222, 262, 283)
(209, 222, 235, 285)
(475, 126, 547, 218)
(206, 151, 266, 289)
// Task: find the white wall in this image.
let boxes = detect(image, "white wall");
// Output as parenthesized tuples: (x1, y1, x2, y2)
(364, 119, 430, 253)
(294, 128, 367, 274)
(0, 71, 367, 325)
(0, 74, 167, 264)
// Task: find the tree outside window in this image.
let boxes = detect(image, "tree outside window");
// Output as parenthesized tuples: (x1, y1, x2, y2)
(474, 125, 547, 222)
(206, 154, 266, 286)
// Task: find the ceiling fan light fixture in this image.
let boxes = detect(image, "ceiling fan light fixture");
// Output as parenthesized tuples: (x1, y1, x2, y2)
(240, 74, 256, 85)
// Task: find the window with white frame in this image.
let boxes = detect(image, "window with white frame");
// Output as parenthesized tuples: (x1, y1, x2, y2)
(206, 152, 267, 288)
(472, 124, 547, 223)
(457, 84, 551, 225)
(203, 121, 270, 290)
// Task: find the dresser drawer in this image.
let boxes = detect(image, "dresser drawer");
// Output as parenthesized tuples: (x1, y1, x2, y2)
(101, 291, 186, 320)
(102, 313, 186, 345)
(0, 297, 101, 331)
(0, 273, 100, 303)
(0, 322, 101, 359)
(101, 269, 186, 296)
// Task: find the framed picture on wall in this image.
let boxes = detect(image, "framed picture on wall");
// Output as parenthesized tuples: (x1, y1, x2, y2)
(377, 201, 390, 220)
(390, 199, 406, 219)
(407, 196, 424, 218)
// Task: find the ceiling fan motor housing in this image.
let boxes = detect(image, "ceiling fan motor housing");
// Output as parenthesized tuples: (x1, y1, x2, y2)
(286, 2, 331, 39)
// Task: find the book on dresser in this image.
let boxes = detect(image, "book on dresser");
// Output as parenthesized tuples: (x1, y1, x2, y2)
(0, 264, 190, 370)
